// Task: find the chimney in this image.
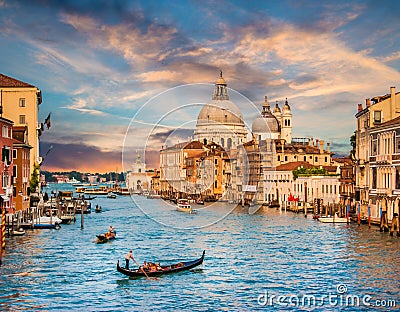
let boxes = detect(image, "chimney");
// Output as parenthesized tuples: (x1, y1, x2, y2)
(366, 98, 371, 108)
(391, 86, 397, 112)
(319, 140, 324, 153)
(327, 142, 330, 152)
(315, 139, 319, 148)
(358, 103, 363, 112)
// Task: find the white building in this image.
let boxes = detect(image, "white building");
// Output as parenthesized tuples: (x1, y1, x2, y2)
(125, 153, 150, 193)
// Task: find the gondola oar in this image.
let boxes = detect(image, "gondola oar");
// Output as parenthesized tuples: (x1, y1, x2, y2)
(133, 259, 149, 279)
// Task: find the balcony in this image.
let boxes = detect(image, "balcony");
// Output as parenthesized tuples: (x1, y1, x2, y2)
(376, 154, 392, 164)
(376, 188, 392, 196)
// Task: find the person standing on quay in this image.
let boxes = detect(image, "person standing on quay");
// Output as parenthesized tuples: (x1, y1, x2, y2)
(125, 250, 135, 269)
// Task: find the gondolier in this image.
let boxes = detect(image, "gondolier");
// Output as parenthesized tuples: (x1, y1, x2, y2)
(125, 250, 135, 269)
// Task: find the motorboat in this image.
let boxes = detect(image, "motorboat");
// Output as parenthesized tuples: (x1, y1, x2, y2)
(318, 213, 349, 223)
(176, 199, 195, 213)
(107, 192, 117, 199)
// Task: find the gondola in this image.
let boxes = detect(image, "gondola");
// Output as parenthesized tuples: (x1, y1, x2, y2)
(116, 250, 205, 277)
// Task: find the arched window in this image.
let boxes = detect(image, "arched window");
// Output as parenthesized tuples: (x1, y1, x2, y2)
(227, 138, 232, 149)
(288, 119, 290, 126)
(204, 138, 207, 145)
(221, 138, 224, 147)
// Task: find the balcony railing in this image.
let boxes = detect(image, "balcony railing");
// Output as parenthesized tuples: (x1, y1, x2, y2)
(376, 154, 392, 164)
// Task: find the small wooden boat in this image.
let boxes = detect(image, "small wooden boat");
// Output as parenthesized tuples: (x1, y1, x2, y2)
(116, 250, 205, 277)
(95, 206, 102, 213)
(96, 231, 116, 244)
(196, 200, 204, 205)
(11, 228, 26, 236)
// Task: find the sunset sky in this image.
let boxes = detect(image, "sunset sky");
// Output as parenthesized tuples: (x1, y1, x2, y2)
(1, 0, 400, 173)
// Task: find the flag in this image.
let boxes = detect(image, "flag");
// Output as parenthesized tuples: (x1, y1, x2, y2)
(44, 113, 51, 129)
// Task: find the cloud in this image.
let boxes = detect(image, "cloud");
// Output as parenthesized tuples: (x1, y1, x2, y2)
(40, 141, 122, 173)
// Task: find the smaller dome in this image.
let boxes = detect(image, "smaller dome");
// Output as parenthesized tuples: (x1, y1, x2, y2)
(273, 102, 281, 113)
(252, 114, 280, 133)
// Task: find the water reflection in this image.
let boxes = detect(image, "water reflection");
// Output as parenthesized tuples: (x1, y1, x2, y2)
(1, 195, 399, 311)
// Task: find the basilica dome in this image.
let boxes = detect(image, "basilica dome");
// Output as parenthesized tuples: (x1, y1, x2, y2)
(196, 71, 244, 126)
(197, 99, 244, 126)
(194, 71, 247, 149)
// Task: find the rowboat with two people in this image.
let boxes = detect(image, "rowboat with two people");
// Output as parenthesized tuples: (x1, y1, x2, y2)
(116, 250, 205, 277)
(96, 226, 116, 243)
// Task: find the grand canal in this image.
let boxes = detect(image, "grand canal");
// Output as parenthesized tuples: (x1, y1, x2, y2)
(1, 188, 399, 311)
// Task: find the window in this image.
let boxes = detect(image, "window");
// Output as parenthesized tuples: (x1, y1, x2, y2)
(214, 181, 218, 188)
(13, 149, 17, 160)
(215, 169, 218, 175)
(2, 146, 10, 165)
(2, 125, 8, 138)
(13, 165, 17, 178)
(19, 115, 26, 124)
(304, 156, 306, 161)
(215, 159, 218, 165)
(325, 156, 328, 162)
(2, 174, 8, 187)
(19, 98, 26, 107)
(374, 111, 382, 124)
(287, 119, 290, 126)
(285, 156, 288, 161)
(277, 155, 281, 161)
(315, 156, 318, 162)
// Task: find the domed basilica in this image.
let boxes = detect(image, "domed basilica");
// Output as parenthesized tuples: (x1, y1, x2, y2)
(194, 71, 292, 147)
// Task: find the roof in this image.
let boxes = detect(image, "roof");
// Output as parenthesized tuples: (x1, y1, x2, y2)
(0, 73, 35, 87)
(162, 140, 204, 151)
(276, 161, 314, 171)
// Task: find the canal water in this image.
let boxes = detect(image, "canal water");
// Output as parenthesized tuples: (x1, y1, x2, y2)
(1, 187, 399, 311)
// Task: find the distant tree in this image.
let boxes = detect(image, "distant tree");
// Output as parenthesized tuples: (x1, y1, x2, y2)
(350, 131, 356, 160)
(30, 163, 40, 193)
(292, 167, 327, 180)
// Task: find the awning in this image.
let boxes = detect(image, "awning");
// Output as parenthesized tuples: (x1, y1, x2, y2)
(1, 195, 10, 201)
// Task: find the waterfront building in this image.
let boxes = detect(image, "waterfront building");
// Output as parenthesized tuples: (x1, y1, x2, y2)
(0, 117, 14, 214)
(249, 95, 333, 205)
(150, 169, 160, 195)
(160, 141, 205, 198)
(335, 157, 356, 208)
(355, 86, 400, 223)
(125, 153, 150, 193)
(193, 71, 247, 150)
(294, 174, 340, 207)
(12, 126, 31, 213)
(0, 73, 43, 174)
